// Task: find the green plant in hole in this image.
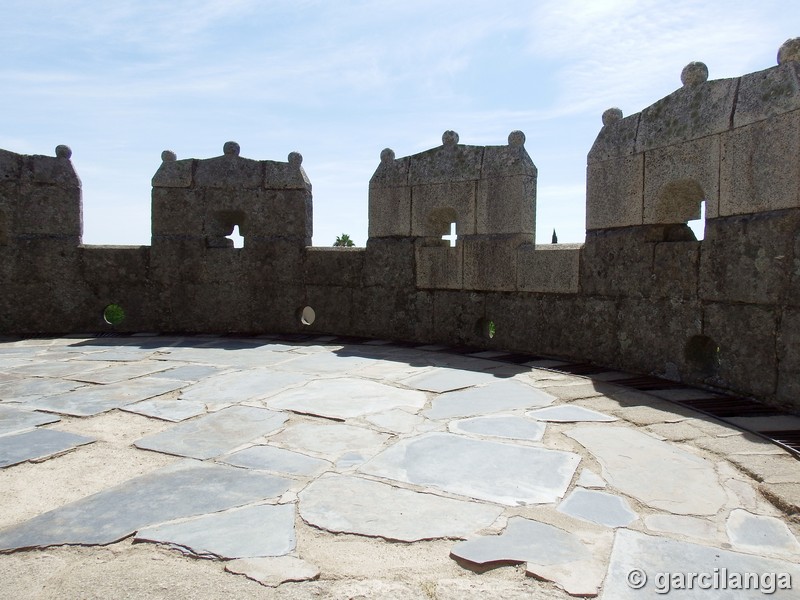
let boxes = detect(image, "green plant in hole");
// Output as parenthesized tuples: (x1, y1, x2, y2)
(103, 304, 125, 326)
(488, 320, 496, 338)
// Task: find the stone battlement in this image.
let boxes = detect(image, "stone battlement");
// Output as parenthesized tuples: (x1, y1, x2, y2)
(1, 38, 799, 411)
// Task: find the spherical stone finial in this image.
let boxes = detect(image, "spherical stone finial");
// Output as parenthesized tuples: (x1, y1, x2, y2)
(778, 37, 800, 65)
(681, 62, 709, 87)
(223, 141, 240, 157)
(442, 130, 459, 146)
(55, 145, 72, 159)
(508, 130, 526, 147)
(602, 108, 623, 126)
(161, 150, 177, 162)
(380, 148, 395, 163)
(288, 151, 303, 168)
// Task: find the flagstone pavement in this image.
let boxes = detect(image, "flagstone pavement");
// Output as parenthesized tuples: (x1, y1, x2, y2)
(0, 334, 799, 599)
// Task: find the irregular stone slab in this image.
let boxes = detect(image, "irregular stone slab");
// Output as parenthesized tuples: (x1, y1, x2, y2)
(78, 349, 155, 362)
(424, 379, 555, 420)
(360, 433, 580, 505)
(220, 445, 330, 476)
(121, 398, 207, 422)
(159, 347, 295, 369)
(225, 556, 320, 587)
(299, 475, 503, 542)
(644, 514, 720, 542)
(602, 529, 800, 598)
(135, 503, 295, 559)
(180, 369, 306, 406)
(267, 378, 426, 420)
(0, 405, 60, 436)
(726, 509, 800, 555)
(527, 405, 617, 422)
(8, 360, 107, 379)
(0, 378, 87, 403)
(400, 368, 499, 393)
(364, 409, 425, 434)
(135, 406, 287, 460)
(448, 415, 545, 441)
(0, 460, 292, 549)
(66, 360, 172, 384)
(576, 469, 606, 489)
(271, 422, 391, 461)
(567, 426, 726, 515)
(451, 516, 590, 566)
(273, 352, 377, 374)
(0, 428, 94, 468)
(25, 378, 186, 417)
(149, 364, 225, 382)
(557, 488, 637, 528)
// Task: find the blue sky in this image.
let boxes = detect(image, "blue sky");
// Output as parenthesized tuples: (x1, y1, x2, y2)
(2, 1, 797, 246)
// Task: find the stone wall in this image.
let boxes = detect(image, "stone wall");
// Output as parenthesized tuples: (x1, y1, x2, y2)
(1, 38, 799, 411)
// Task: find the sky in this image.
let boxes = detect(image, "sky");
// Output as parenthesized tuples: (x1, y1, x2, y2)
(2, 0, 798, 247)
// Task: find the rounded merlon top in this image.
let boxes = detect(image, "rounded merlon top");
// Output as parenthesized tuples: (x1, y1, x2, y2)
(681, 62, 708, 87)
(507, 130, 526, 147)
(380, 148, 395, 163)
(778, 37, 800, 65)
(442, 130, 459, 146)
(602, 108, 623, 126)
(223, 141, 241, 156)
(55, 145, 72, 159)
(161, 150, 177, 162)
(288, 151, 303, 167)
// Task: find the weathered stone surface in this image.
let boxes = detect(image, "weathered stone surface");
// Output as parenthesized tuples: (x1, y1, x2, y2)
(734, 62, 800, 128)
(25, 378, 185, 417)
(720, 110, 800, 216)
(703, 302, 778, 397)
(225, 556, 320, 587)
(557, 488, 637, 528)
(644, 514, 720, 542)
(0, 460, 292, 549)
(134, 406, 288, 460)
(299, 475, 503, 542)
(602, 529, 800, 599)
(588, 112, 639, 161)
(726, 509, 800, 555)
(635, 77, 738, 152)
(270, 421, 390, 461)
(0, 428, 94, 468)
(462, 235, 527, 291)
(448, 415, 546, 441)
(451, 516, 590, 566)
(451, 516, 606, 596)
(424, 379, 554, 419)
(415, 242, 463, 290)
(643, 135, 721, 223)
(400, 367, 498, 394)
(121, 398, 207, 422)
(220, 444, 330, 476)
(527, 405, 616, 422)
(566, 426, 727, 515)
(476, 173, 536, 235)
(135, 503, 296, 559)
(360, 433, 580, 505)
(699, 211, 798, 305)
(516, 244, 581, 294)
(368, 185, 411, 238)
(0, 405, 59, 436)
(268, 377, 426, 419)
(179, 369, 305, 406)
(585, 153, 643, 230)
